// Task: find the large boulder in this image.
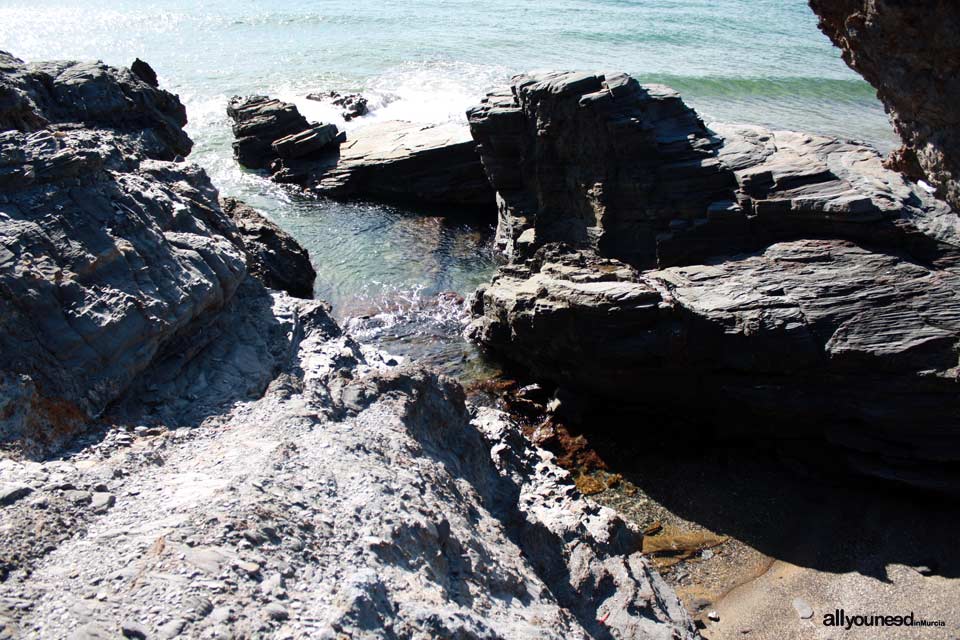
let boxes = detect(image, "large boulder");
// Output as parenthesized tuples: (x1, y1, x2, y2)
(809, 0, 960, 211)
(227, 94, 495, 211)
(467, 72, 960, 491)
(469, 242, 960, 491)
(468, 72, 732, 263)
(226, 94, 343, 171)
(0, 55, 313, 452)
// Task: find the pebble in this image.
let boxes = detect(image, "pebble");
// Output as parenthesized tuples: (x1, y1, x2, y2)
(792, 598, 814, 620)
(63, 490, 92, 505)
(235, 561, 261, 577)
(157, 619, 185, 639)
(121, 621, 147, 639)
(91, 493, 115, 514)
(0, 484, 32, 506)
(264, 603, 289, 621)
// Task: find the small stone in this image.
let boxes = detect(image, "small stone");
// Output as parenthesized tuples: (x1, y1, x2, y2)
(91, 492, 115, 514)
(707, 611, 720, 622)
(157, 619, 185, 639)
(264, 603, 288, 621)
(63, 490, 92, 505)
(792, 598, 814, 620)
(235, 560, 261, 577)
(260, 573, 285, 596)
(121, 621, 147, 639)
(0, 484, 32, 506)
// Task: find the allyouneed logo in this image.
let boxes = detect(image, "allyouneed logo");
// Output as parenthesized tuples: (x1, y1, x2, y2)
(823, 610, 946, 630)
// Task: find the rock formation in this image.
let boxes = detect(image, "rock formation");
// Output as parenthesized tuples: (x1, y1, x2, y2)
(0, 55, 697, 639)
(307, 90, 369, 121)
(220, 197, 316, 299)
(227, 94, 495, 210)
(467, 71, 960, 491)
(315, 120, 495, 208)
(468, 72, 732, 263)
(809, 0, 960, 211)
(227, 94, 344, 172)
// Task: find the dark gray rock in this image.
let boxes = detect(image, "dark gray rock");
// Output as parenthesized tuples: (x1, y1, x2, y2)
(810, 0, 960, 211)
(467, 72, 960, 491)
(226, 94, 495, 210)
(0, 50, 190, 160)
(468, 72, 732, 263)
(220, 197, 316, 299)
(129, 58, 158, 88)
(272, 123, 341, 160)
(306, 90, 369, 121)
(469, 240, 960, 491)
(226, 95, 341, 170)
(0, 56, 318, 453)
(0, 484, 31, 506)
(314, 120, 495, 209)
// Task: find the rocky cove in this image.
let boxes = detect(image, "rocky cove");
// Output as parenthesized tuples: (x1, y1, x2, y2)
(1, 2, 959, 639)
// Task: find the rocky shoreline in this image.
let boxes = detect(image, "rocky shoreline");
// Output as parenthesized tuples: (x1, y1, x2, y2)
(0, 53, 697, 639)
(1, 1, 959, 637)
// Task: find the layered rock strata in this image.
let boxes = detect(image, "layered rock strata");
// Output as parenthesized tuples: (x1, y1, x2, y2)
(315, 120, 495, 208)
(809, 0, 960, 211)
(0, 55, 697, 639)
(467, 71, 960, 490)
(227, 94, 344, 172)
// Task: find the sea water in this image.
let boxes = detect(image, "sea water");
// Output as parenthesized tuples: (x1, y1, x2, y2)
(0, 0, 898, 377)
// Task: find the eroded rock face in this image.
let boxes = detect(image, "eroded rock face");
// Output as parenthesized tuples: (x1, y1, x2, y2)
(220, 197, 316, 299)
(469, 243, 960, 490)
(467, 72, 960, 490)
(809, 0, 960, 211)
(0, 55, 313, 451)
(0, 50, 190, 160)
(469, 72, 732, 263)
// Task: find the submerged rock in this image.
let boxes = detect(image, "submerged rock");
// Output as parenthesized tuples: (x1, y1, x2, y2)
(307, 89, 369, 120)
(810, 0, 960, 211)
(467, 71, 960, 491)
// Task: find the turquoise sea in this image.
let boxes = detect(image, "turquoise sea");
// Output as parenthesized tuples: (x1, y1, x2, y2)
(0, 0, 898, 375)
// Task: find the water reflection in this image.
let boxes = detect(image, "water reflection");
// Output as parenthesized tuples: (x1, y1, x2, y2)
(272, 195, 501, 383)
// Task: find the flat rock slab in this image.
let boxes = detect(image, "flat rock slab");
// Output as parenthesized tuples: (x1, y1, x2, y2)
(314, 120, 495, 209)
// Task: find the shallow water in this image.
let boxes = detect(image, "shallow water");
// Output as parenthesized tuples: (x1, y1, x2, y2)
(0, 0, 899, 380)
